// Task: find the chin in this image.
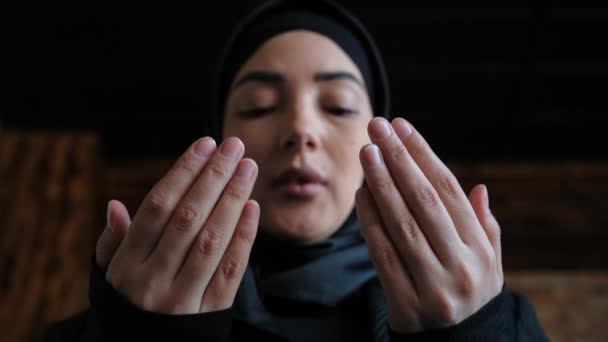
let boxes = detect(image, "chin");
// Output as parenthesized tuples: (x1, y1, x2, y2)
(269, 226, 336, 244)
(260, 203, 339, 243)
(257, 185, 355, 242)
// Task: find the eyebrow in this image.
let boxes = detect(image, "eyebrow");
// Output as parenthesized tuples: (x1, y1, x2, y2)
(232, 70, 284, 89)
(231, 70, 364, 90)
(314, 71, 364, 89)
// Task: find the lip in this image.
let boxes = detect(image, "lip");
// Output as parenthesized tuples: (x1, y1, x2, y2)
(271, 166, 328, 199)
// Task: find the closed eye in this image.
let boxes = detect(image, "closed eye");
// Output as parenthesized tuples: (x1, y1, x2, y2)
(327, 107, 357, 116)
(239, 106, 276, 118)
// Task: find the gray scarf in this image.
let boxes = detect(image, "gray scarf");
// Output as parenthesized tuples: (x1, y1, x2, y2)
(233, 210, 390, 341)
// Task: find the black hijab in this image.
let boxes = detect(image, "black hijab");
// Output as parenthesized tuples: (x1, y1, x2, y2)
(210, 1, 392, 340)
(209, 0, 391, 143)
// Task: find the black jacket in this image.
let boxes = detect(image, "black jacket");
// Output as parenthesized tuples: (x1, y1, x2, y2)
(45, 260, 549, 342)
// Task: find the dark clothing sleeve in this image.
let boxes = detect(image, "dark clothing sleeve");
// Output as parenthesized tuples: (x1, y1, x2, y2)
(388, 286, 550, 342)
(46, 259, 548, 342)
(45, 258, 234, 342)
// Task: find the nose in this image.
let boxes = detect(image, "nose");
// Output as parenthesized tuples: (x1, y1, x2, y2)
(279, 104, 321, 152)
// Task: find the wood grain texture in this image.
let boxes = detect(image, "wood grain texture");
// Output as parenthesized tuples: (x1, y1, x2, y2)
(507, 272, 608, 342)
(450, 161, 608, 269)
(0, 131, 99, 342)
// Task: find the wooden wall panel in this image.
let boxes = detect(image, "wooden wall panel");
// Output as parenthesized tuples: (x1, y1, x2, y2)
(0, 131, 99, 341)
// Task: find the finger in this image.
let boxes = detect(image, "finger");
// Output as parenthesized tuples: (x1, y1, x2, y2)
(96, 200, 132, 270)
(391, 117, 491, 250)
(359, 143, 441, 281)
(367, 117, 462, 265)
(200, 200, 259, 313)
(174, 157, 257, 303)
(469, 185, 502, 275)
(355, 187, 419, 315)
(117, 137, 216, 262)
(149, 137, 245, 273)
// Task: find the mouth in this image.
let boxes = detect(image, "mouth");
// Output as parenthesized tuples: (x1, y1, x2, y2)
(271, 166, 328, 199)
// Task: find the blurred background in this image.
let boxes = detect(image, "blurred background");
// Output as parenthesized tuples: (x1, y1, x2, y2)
(1, 3, 607, 341)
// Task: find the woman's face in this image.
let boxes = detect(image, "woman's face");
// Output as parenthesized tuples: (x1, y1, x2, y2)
(223, 30, 373, 243)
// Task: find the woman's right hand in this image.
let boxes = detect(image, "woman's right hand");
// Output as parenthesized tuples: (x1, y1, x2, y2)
(93, 136, 260, 314)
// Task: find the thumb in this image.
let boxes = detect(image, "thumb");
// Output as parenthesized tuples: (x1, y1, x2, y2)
(95, 200, 132, 270)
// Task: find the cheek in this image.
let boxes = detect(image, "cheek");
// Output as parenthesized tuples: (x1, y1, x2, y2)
(223, 116, 274, 170)
(340, 123, 371, 165)
(240, 130, 272, 163)
(330, 132, 368, 192)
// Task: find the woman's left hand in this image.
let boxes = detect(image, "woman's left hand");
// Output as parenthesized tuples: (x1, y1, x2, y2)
(355, 117, 504, 333)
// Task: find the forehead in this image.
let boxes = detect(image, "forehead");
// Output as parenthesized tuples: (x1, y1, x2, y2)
(232, 30, 363, 84)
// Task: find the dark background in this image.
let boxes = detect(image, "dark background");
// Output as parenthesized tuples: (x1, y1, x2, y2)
(2, 4, 608, 160)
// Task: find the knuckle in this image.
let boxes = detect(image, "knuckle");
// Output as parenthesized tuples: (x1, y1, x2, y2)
(478, 245, 496, 267)
(397, 216, 420, 242)
(224, 186, 245, 202)
(176, 152, 199, 176)
(388, 143, 408, 161)
(109, 270, 154, 310)
(488, 217, 502, 236)
(195, 228, 224, 257)
(414, 185, 441, 211)
(374, 178, 394, 193)
(106, 264, 170, 313)
(173, 204, 200, 232)
(133, 272, 169, 311)
(220, 256, 245, 280)
(235, 221, 257, 243)
(207, 161, 229, 179)
(454, 262, 477, 297)
(437, 173, 462, 201)
(406, 134, 427, 158)
(146, 191, 171, 216)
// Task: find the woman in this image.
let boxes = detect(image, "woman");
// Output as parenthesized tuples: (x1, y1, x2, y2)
(47, 1, 548, 341)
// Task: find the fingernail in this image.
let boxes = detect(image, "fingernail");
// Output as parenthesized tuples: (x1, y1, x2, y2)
(193, 137, 216, 158)
(393, 118, 413, 138)
(370, 118, 391, 138)
(220, 138, 243, 159)
(364, 144, 383, 166)
(106, 201, 114, 233)
(245, 200, 260, 220)
(236, 159, 256, 180)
